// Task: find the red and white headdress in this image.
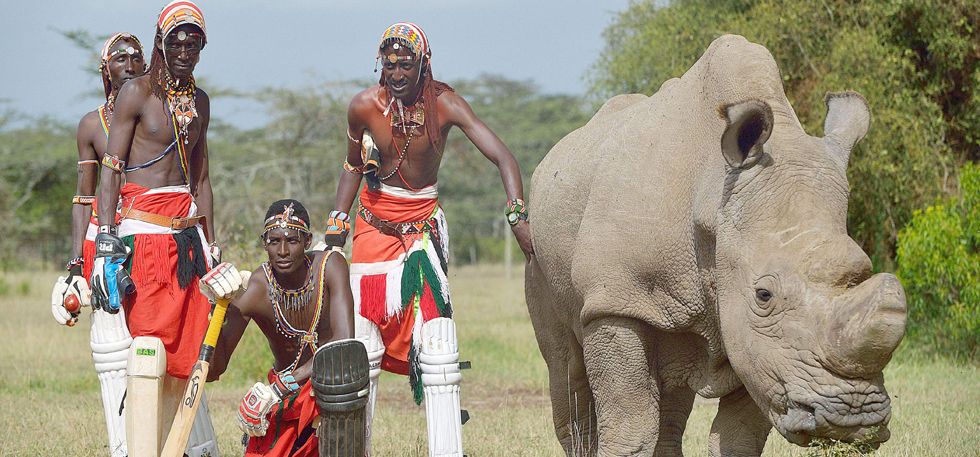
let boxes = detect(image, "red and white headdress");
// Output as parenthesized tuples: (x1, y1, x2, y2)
(100, 32, 144, 72)
(157, 0, 207, 46)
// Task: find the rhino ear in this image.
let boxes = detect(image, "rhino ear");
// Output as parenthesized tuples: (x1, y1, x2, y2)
(823, 91, 871, 159)
(718, 100, 773, 170)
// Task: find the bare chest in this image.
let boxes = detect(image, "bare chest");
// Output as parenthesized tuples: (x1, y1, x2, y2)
(133, 100, 202, 155)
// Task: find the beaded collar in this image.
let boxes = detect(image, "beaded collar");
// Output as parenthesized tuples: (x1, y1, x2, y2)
(263, 257, 313, 312)
(383, 90, 425, 134)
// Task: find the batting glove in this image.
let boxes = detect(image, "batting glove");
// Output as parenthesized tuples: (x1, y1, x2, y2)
(199, 262, 246, 303)
(90, 233, 133, 313)
(237, 382, 277, 437)
(50, 272, 90, 326)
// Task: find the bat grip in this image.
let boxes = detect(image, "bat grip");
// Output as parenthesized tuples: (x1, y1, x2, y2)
(202, 298, 230, 349)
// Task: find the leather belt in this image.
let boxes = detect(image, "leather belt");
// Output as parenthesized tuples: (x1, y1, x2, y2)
(120, 207, 203, 231)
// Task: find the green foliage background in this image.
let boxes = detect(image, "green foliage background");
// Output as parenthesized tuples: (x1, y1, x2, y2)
(896, 163, 980, 361)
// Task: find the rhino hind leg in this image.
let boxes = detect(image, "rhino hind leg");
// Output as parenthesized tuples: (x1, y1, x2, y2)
(583, 316, 661, 457)
(525, 260, 596, 456)
(708, 387, 771, 457)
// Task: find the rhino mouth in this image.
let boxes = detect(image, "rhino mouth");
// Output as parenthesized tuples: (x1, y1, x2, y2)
(774, 384, 891, 447)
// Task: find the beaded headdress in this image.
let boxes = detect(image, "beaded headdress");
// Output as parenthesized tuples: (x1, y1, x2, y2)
(100, 32, 144, 72)
(263, 203, 312, 239)
(378, 22, 430, 62)
(158, 0, 207, 46)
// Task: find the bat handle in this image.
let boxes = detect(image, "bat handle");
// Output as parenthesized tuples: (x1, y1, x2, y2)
(202, 298, 230, 349)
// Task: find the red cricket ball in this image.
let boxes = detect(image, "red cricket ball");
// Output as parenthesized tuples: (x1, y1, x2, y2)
(64, 294, 81, 314)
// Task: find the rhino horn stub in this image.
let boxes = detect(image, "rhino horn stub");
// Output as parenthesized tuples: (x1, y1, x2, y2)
(823, 91, 871, 161)
(822, 273, 907, 378)
(718, 100, 773, 169)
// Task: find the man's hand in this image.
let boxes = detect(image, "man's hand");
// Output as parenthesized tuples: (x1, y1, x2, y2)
(50, 273, 90, 326)
(237, 382, 279, 437)
(199, 262, 247, 303)
(511, 220, 534, 263)
(90, 233, 133, 313)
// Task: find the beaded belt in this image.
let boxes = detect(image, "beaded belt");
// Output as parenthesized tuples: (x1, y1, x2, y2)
(357, 204, 438, 238)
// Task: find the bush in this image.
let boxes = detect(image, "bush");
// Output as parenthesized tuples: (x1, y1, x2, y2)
(896, 162, 980, 362)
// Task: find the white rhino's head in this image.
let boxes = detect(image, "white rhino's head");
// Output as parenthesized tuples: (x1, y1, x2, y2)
(713, 92, 906, 446)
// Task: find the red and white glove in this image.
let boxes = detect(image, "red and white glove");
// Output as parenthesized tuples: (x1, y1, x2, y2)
(199, 262, 247, 303)
(237, 382, 279, 437)
(50, 274, 91, 326)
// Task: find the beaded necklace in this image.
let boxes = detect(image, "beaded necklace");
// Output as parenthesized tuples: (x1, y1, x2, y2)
(162, 72, 197, 182)
(263, 257, 314, 312)
(380, 90, 424, 189)
(98, 95, 114, 137)
(265, 252, 331, 371)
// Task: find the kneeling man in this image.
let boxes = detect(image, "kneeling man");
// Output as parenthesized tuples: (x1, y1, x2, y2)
(208, 200, 367, 457)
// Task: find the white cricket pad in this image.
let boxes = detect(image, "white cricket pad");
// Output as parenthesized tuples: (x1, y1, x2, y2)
(185, 390, 220, 457)
(90, 307, 133, 457)
(419, 317, 463, 457)
(126, 336, 167, 457)
(355, 314, 385, 456)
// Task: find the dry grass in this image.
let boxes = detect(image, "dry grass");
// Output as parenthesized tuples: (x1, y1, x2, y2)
(1, 266, 977, 456)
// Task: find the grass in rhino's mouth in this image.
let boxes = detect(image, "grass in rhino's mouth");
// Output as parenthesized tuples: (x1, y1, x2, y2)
(806, 427, 881, 456)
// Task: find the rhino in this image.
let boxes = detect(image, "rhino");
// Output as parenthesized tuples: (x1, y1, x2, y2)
(525, 35, 907, 457)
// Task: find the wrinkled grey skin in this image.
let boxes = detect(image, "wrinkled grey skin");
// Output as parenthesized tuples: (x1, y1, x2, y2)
(525, 35, 907, 457)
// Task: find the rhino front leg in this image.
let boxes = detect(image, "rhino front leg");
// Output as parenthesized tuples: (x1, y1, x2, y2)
(583, 316, 660, 457)
(654, 386, 695, 456)
(709, 387, 771, 457)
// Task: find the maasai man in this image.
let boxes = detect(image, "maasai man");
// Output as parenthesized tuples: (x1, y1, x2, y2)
(325, 22, 534, 457)
(88, 2, 219, 456)
(49, 31, 145, 457)
(207, 199, 366, 457)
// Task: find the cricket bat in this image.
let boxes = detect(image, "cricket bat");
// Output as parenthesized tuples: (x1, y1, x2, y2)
(160, 296, 230, 457)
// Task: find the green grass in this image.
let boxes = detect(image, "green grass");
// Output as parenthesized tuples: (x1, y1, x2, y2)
(1, 266, 977, 456)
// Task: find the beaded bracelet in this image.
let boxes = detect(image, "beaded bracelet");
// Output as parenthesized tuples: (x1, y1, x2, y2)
(505, 198, 528, 226)
(66, 257, 84, 271)
(72, 195, 96, 205)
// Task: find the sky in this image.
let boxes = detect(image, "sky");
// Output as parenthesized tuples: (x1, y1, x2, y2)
(0, 0, 636, 129)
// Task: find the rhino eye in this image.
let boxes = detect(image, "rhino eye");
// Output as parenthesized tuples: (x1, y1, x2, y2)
(755, 288, 772, 303)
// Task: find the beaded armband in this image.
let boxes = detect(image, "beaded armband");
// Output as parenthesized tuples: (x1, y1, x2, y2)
(66, 257, 84, 271)
(344, 159, 364, 174)
(72, 195, 96, 205)
(101, 154, 126, 172)
(98, 225, 117, 235)
(346, 128, 361, 144)
(77, 159, 99, 167)
(505, 198, 528, 226)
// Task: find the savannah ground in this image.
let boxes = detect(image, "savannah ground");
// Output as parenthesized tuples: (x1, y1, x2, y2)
(1, 265, 977, 456)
